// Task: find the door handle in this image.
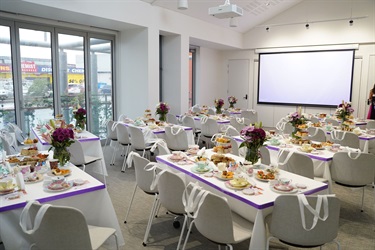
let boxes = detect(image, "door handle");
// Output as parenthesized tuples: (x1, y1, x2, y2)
(244, 94, 248, 100)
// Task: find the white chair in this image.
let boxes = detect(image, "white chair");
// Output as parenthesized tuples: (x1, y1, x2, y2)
(230, 117, 246, 132)
(182, 190, 253, 250)
(7, 123, 26, 146)
(240, 110, 258, 124)
(116, 124, 131, 172)
(105, 120, 118, 166)
(0, 130, 19, 155)
(331, 152, 375, 212)
(265, 195, 340, 250)
(230, 137, 240, 156)
(151, 139, 171, 156)
(325, 118, 340, 126)
(145, 170, 187, 248)
(366, 120, 375, 129)
(124, 153, 160, 246)
(181, 116, 201, 144)
(164, 126, 189, 151)
(310, 116, 320, 123)
(283, 122, 295, 135)
(20, 200, 118, 250)
(330, 131, 359, 149)
(68, 140, 106, 185)
(127, 126, 152, 159)
(207, 108, 215, 115)
(191, 106, 201, 114)
(259, 146, 271, 165)
(199, 118, 219, 147)
(166, 113, 179, 124)
(307, 127, 326, 142)
(224, 125, 240, 137)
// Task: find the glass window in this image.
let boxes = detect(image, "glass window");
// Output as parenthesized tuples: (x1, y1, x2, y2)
(89, 37, 113, 138)
(58, 33, 85, 124)
(19, 28, 54, 133)
(0, 25, 16, 130)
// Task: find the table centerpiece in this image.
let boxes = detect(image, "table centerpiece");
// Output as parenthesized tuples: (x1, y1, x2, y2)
(73, 107, 87, 132)
(287, 107, 309, 143)
(42, 127, 75, 167)
(335, 101, 354, 131)
(156, 102, 170, 122)
(214, 98, 224, 114)
(239, 122, 267, 165)
(228, 96, 238, 109)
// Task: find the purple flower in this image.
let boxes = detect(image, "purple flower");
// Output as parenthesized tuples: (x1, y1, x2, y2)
(156, 102, 170, 115)
(74, 108, 87, 121)
(214, 98, 224, 108)
(239, 125, 266, 150)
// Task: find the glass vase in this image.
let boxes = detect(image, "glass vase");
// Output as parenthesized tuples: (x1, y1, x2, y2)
(76, 119, 86, 132)
(244, 147, 260, 165)
(229, 103, 234, 109)
(53, 146, 70, 167)
(159, 113, 167, 122)
(216, 108, 222, 114)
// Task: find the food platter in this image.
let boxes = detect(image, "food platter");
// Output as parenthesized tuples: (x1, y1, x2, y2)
(254, 170, 275, 182)
(47, 168, 71, 177)
(43, 181, 73, 192)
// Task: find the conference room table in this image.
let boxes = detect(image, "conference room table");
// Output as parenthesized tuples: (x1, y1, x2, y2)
(31, 127, 108, 176)
(177, 114, 230, 130)
(156, 150, 328, 250)
(324, 129, 375, 154)
(0, 160, 124, 249)
(118, 121, 195, 145)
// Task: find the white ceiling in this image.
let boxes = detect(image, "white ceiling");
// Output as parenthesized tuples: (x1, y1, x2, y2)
(140, 0, 304, 33)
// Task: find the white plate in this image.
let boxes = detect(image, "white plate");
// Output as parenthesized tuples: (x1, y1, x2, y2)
(191, 165, 213, 174)
(168, 156, 184, 161)
(214, 172, 234, 181)
(270, 185, 298, 194)
(43, 181, 73, 192)
(225, 181, 252, 190)
(242, 188, 255, 195)
(47, 169, 71, 177)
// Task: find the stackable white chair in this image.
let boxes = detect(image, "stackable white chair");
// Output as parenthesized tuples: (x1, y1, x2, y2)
(68, 140, 106, 185)
(7, 123, 26, 146)
(182, 190, 253, 250)
(199, 118, 219, 147)
(240, 110, 258, 124)
(166, 113, 179, 125)
(259, 146, 271, 166)
(230, 117, 246, 132)
(325, 118, 340, 126)
(330, 131, 359, 149)
(309, 116, 320, 123)
(207, 108, 216, 115)
(145, 170, 186, 248)
(181, 116, 201, 144)
(164, 126, 189, 151)
(0, 129, 19, 155)
(331, 152, 375, 212)
(307, 127, 326, 142)
(115, 124, 131, 172)
(20, 200, 118, 250)
(105, 120, 118, 166)
(127, 126, 152, 159)
(266, 195, 340, 250)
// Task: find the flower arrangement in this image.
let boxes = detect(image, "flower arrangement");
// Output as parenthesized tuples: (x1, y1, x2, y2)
(239, 123, 267, 164)
(214, 98, 224, 114)
(287, 111, 308, 139)
(228, 96, 238, 108)
(335, 101, 354, 122)
(73, 107, 86, 131)
(156, 102, 170, 121)
(42, 128, 75, 166)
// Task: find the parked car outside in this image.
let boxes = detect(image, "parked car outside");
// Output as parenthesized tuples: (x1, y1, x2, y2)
(99, 85, 111, 94)
(0, 89, 12, 99)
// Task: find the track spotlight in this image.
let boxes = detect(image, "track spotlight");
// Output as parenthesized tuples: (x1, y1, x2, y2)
(178, 0, 188, 10)
(305, 23, 310, 29)
(349, 19, 354, 26)
(266, 27, 270, 32)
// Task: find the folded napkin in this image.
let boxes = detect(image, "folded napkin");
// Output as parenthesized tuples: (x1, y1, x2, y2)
(16, 172, 25, 190)
(197, 147, 206, 157)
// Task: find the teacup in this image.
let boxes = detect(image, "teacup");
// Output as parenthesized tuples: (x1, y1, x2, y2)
(52, 176, 65, 184)
(49, 159, 59, 170)
(196, 161, 207, 171)
(331, 144, 340, 152)
(217, 162, 227, 171)
(20, 165, 31, 176)
(326, 124, 332, 131)
(279, 178, 291, 186)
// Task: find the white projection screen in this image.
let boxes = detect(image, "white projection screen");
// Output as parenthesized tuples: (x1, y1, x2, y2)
(257, 50, 355, 107)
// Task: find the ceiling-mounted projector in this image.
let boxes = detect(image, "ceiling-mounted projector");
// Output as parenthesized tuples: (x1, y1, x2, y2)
(209, 4, 243, 19)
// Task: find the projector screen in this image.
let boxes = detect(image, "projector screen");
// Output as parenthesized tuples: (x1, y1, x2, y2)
(257, 50, 354, 107)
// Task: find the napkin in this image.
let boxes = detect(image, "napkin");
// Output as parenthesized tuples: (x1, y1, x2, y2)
(208, 161, 217, 171)
(16, 172, 25, 190)
(353, 127, 361, 135)
(197, 147, 206, 157)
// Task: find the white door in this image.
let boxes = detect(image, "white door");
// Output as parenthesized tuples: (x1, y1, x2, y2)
(227, 59, 249, 110)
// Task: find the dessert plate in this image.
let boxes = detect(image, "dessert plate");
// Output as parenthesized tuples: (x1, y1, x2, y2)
(225, 180, 252, 190)
(271, 184, 298, 194)
(191, 165, 213, 174)
(43, 181, 73, 192)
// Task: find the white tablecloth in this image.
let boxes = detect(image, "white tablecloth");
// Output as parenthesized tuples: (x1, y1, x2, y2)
(31, 128, 107, 176)
(156, 151, 328, 250)
(0, 164, 123, 249)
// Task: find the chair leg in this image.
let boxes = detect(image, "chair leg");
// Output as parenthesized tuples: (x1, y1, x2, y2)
(82, 164, 86, 172)
(334, 239, 341, 250)
(100, 160, 106, 186)
(181, 220, 195, 250)
(143, 195, 160, 246)
(361, 186, 365, 212)
(124, 185, 138, 223)
(266, 236, 277, 250)
(110, 142, 118, 166)
(121, 145, 130, 173)
(176, 215, 188, 250)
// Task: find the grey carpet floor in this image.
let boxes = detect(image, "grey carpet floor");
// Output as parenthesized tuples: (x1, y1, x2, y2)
(101, 145, 374, 250)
